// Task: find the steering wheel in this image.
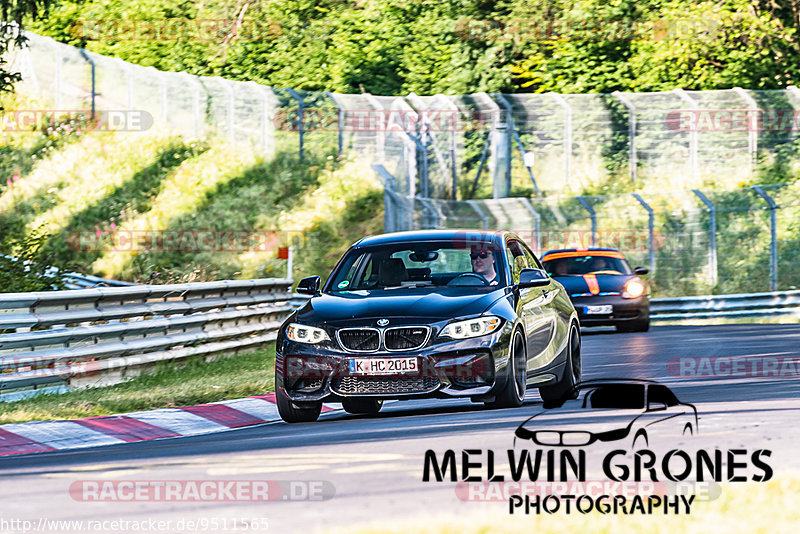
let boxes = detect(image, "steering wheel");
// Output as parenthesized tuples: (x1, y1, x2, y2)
(447, 272, 490, 286)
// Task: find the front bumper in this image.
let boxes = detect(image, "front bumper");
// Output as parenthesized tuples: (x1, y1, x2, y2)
(570, 295, 649, 326)
(276, 322, 562, 403)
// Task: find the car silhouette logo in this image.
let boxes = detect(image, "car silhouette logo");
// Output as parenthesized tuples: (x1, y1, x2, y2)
(377, 319, 390, 326)
(514, 379, 698, 449)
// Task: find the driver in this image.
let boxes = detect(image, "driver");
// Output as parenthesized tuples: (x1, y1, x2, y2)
(591, 256, 610, 272)
(470, 248, 499, 285)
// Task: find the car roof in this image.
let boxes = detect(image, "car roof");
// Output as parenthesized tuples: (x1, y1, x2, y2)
(541, 248, 626, 260)
(352, 229, 510, 248)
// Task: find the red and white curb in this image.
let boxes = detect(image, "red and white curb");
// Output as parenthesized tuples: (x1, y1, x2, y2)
(0, 394, 339, 457)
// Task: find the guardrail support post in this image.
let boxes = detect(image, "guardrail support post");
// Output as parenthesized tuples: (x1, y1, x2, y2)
(577, 197, 597, 247)
(632, 193, 655, 274)
(751, 186, 779, 291)
(692, 189, 718, 289)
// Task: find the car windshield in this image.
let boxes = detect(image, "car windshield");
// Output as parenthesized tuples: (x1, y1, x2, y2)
(543, 255, 632, 276)
(327, 241, 506, 291)
(572, 384, 646, 409)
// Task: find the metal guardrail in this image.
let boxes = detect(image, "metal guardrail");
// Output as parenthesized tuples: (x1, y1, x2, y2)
(0, 279, 294, 397)
(650, 290, 800, 320)
(0, 284, 791, 399)
(291, 291, 799, 322)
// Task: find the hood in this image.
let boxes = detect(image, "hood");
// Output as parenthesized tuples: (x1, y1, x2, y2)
(552, 274, 634, 296)
(296, 287, 508, 324)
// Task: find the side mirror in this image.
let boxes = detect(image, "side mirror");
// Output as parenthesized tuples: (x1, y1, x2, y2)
(296, 275, 321, 295)
(634, 266, 649, 275)
(648, 401, 667, 412)
(517, 268, 550, 288)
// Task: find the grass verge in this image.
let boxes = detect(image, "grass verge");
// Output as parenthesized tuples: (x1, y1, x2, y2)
(0, 345, 277, 424)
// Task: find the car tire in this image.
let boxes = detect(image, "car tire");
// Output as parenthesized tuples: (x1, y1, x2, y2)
(342, 398, 383, 416)
(276, 378, 322, 423)
(617, 318, 650, 332)
(485, 329, 526, 409)
(539, 323, 581, 407)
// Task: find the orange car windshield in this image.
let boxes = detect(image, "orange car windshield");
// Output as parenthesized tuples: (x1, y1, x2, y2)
(543, 255, 632, 276)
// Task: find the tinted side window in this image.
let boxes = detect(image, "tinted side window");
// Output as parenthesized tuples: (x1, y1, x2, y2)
(505, 240, 529, 284)
(648, 385, 679, 407)
(521, 242, 543, 270)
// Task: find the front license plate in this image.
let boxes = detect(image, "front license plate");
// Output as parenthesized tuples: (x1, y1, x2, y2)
(348, 357, 418, 375)
(584, 305, 613, 315)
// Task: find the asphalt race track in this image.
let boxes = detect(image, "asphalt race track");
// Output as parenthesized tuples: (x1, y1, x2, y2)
(1, 324, 799, 533)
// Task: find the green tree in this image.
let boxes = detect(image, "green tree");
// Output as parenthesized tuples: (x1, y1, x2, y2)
(1, 0, 59, 96)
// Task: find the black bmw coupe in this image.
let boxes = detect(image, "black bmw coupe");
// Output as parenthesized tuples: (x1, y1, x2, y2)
(274, 230, 581, 423)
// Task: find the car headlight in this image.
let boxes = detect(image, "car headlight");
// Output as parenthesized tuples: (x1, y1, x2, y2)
(622, 278, 645, 299)
(439, 316, 502, 339)
(286, 323, 330, 344)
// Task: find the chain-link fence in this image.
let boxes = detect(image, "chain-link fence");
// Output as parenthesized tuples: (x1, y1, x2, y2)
(372, 178, 800, 296)
(5, 31, 800, 295)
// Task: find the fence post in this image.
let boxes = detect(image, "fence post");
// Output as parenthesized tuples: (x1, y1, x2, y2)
(122, 60, 133, 110)
(54, 42, 62, 109)
(285, 88, 304, 161)
(751, 186, 778, 291)
(159, 72, 168, 122)
(257, 84, 277, 158)
(78, 49, 95, 119)
(577, 197, 597, 246)
(364, 93, 386, 163)
(467, 129, 492, 199)
(372, 163, 400, 232)
(324, 91, 344, 156)
(467, 200, 489, 229)
(419, 198, 445, 228)
(193, 76, 202, 138)
(475, 92, 509, 199)
(673, 89, 699, 179)
(494, 93, 540, 196)
(733, 87, 759, 174)
(632, 193, 655, 274)
(518, 198, 542, 254)
(612, 92, 636, 184)
(549, 93, 572, 188)
(692, 189, 718, 289)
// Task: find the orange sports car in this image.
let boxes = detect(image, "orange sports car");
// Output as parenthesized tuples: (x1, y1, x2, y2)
(541, 248, 650, 332)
